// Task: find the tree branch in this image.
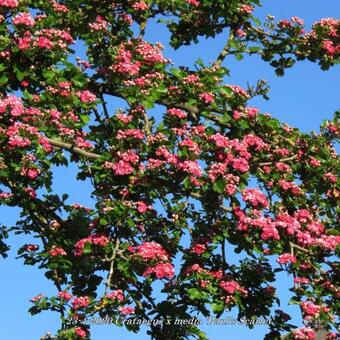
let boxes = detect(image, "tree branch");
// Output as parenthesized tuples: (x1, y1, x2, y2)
(46, 138, 101, 160)
(258, 154, 298, 167)
(215, 29, 235, 67)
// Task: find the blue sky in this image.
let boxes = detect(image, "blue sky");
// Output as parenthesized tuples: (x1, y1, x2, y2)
(0, 1, 339, 339)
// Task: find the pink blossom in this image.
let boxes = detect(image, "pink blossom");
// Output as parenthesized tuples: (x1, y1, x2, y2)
(76, 90, 96, 103)
(245, 106, 259, 118)
(136, 201, 149, 213)
(112, 160, 134, 176)
(105, 289, 124, 301)
(37, 36, 54, 49)
(291, 16, 304, 26)
(199, 92, 214, 104)
(210, 133, 230, 148)
(232, 158, 249, 173)
(275, 213, 301, 235)
(167, 108, 187, 119)
(132, 2, 149, 11)
(186, 0, 200, 6)
(30, 294, 44, 302)
(278, 19, 291, 28)
(12, 12, 35, 26)
(207, 163, 227, 182)
(116, 113, 133, 123)
(294, 277, 310, 285)
(277, 253, 297, 265)
(242, 188, 269, 208)
(89, 16, 108, 31)
(292, 328, 316, 340)
(177, 160, 203, 177)
(235, 29, 246, 37)
(191, 244, 206, 255)
(179, 138, 201, 155)
(261, 226, 280, 241)
(0, 0, 18, 8)
(58, 291, 72, 301)
(309, 158, 321, 167)
(325, 172, 336, 183)
(136, 242, 169, 261)
(322, 40, 336, 56)
(24, 244, 39, 251)
(239, 4, 254, 14)
(74, 327, 87, 338)
(72, 296, 90, 310)
(116, 129, 144, 140)
(119, 306, 135, 315)
(143, 263, 175, 279)
(49, 246, 67, 257)
(220, 281, 241, 294)
(74, 234, 110, 256)
(27, 168, 40, 179)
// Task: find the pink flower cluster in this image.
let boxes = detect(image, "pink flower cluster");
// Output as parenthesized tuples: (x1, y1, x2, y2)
(143, 263, 175, 279)
(30, 294, 44, 302)
(220, 280, 247, 296)
(89, 16, 108, 31)
(76, 90, 97, 103)
(12, 12, 35, 27)
(18, 29, 74, 51)
(294, 277, 310, 285)
(72, 296, 90, 310)
(24, 244, 39, 251)
(132, 2, 149, 11)
(74, 234, 110, 256)
(135, 241, 169, 261)
(136, 201, 151, 213)
(227, 85, 250, 99)
(191, 244, 206, 255)
(167, 108, 188, 119)
(239, 4, 254, 14)
(277, 253, 297, 265)
(119, 306, 135, 315)
(111, 40, 168, 77)
(199, 92, 214, 104)
(292, 327, 316, 340)
(74, 328, 87, 338)
(177, 160, 203, 178)
(0, 95, 24, 117)
(49, 246, 67, 256)
(220, 281, 240, 294)
(0, 0, 18, 7)
(104, 160, 134, 176)
(241, 188, 269, 209)
(104, 149, 140, 176)
(186, 0, 200, 6)
(300, 301, 321, 317)
(105, 289, 124, 301)
(116, 129, 144, 140)
(179, 137, 201, 155)
(58, 291, 72, 301)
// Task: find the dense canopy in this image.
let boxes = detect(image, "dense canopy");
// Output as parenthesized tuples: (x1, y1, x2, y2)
(0, 1, 339, 339)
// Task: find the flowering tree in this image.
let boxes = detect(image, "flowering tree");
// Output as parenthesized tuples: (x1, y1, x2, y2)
(0, 0, 339, 339)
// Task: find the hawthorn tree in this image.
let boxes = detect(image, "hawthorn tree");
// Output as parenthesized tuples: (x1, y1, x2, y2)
(0, 0, 339, 339)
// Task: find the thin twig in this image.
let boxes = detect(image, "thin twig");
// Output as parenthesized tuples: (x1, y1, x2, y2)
(259, 154, 298, 167)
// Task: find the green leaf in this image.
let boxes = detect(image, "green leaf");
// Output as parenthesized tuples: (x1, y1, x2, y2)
(80, 114, 90, 124)
(212, 179, 225, 193)
(188, 288, 204, 300)
(42, 69, 55, 80)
